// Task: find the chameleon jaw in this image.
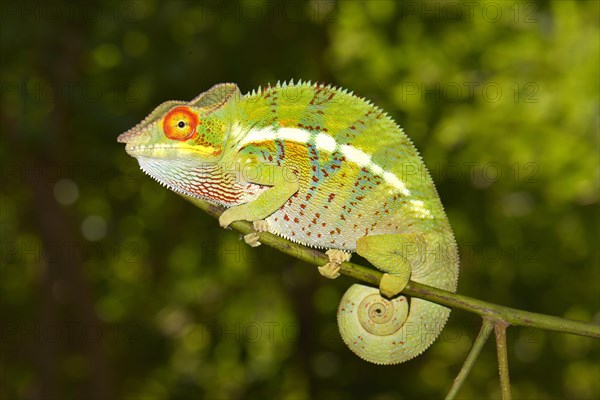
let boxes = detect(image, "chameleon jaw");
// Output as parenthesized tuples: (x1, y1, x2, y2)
(124, 143, 221, 159)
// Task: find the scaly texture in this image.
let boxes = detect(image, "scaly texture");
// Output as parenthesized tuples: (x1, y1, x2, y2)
(118, 81, 459, 364)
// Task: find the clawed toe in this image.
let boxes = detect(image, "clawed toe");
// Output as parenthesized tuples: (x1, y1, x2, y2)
(244, 232, 262, 247)
(318, 263, 341, 279)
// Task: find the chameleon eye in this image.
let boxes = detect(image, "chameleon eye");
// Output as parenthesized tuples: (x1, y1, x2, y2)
(163, 106, 198, 141)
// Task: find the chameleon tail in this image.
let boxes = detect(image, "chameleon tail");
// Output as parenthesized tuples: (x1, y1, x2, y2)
(337, 284, 452, 364)
(337, 230, 458, 364)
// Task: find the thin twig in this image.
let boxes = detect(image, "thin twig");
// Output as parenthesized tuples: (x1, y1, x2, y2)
(445, 318, 494, 400)
(494, 322, 512, 400)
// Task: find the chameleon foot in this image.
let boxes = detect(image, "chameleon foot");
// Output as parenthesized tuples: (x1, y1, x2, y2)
(243, 220, 270, 247)
(379, 273, 409, 299)
(318, 249, 351, 279)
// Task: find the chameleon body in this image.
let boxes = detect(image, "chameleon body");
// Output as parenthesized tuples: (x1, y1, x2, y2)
(118, 81, 459, 365)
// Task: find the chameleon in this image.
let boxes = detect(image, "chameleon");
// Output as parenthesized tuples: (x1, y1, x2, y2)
(118, 81, 459, 365)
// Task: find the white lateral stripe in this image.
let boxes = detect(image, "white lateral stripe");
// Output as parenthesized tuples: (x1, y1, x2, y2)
(229, 123, 246, 141)
(238, 125, 411, 195)
(371, 164, 384, 175)
(315, 133, 337, 152)
(383, 172, 410, 195)
(340, 144, 371, 167)
(409, 199, 432, 217)
(278, 127, 309, 143)
(240, 126, 277, 144)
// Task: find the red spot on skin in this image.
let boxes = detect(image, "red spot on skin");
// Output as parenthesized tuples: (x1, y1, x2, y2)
(336, 228, 341, 234)
(322, 223, 326, 227)
(306, 194, 312, 200)
(340, 215, 346, 220)
(317, 234, 322, 238)
(284, 215, 290, 221)
(300, 204, 306, 209)
(328, 193, 336, 202)
(315, 213, 320, 218)
(307, 232, 312, 236)
(312, 176, 319, 182)
(294, 217, 299, 223)
(330, 230, 335, 235)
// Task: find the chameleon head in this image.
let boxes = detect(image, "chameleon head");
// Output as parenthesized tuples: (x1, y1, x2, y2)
(117, 83, 242, 202)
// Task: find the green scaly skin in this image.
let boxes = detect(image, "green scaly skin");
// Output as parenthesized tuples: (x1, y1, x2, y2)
(118, 81, 459, 365)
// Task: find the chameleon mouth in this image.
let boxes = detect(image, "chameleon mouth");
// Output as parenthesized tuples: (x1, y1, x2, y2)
(124, 143, 221, 159)
(124, 143, 182, 157)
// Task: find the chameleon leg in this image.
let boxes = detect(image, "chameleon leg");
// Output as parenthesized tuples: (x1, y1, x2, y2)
(243, 220, 270, 247)
(219, 163, 299, 228)
(356, 234, 419, 298)
(318, 249, 351, 279)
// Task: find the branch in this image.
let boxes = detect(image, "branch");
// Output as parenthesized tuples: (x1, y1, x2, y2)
(185, 195, 600, 339)
(445, 319, 494, 400)
(494, 322, 512, 400)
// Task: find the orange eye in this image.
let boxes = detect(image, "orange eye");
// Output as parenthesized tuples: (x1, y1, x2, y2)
(163, 106, 198, 141)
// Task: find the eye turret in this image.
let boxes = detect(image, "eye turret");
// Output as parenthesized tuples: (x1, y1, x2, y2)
(163, 106, 198, 141)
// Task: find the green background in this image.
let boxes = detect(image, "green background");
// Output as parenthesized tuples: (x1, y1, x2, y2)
(1, 0, 598, 399)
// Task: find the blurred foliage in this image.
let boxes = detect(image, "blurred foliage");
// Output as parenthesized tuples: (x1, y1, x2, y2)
(1, 0, 598, 399)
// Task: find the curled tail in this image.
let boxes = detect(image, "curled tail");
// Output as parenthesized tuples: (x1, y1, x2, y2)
(337, 284, 452, 364)
(337, 230, 458, 364)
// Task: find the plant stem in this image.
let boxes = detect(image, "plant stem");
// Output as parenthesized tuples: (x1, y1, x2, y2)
(445, 319, 494, 400)
(494, 322, 512, 400)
